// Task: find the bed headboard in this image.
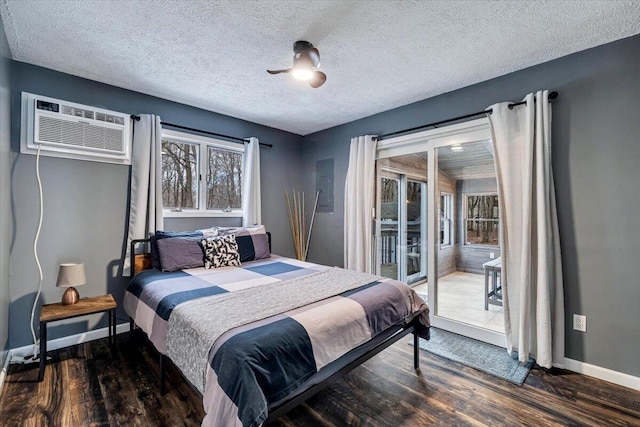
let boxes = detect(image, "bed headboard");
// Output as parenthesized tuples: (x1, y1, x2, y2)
(130, 232, 272, 276)
(130, 238, 152, 276)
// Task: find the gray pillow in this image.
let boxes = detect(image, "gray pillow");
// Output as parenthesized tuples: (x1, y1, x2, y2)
(150, 227, 218, 269)
(156, 237, 205, 272)
(217, 225, 271, 261)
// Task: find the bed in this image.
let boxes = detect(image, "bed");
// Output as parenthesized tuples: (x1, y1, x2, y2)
(125, 231, 430, 427)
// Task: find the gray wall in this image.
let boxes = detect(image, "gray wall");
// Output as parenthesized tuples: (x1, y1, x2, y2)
(302, 35, 640, 377)
(9, 62, 303, 348)
(0, 16, 11, 366)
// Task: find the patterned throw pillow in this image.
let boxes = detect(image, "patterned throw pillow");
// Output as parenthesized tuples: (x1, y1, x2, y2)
(201, 234, 241, 269)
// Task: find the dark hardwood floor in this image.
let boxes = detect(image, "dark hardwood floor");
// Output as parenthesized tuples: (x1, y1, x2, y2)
(1, 331, 638, 426)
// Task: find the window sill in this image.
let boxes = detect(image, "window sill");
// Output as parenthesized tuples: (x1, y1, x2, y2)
(462, 244, 500, 250)
(163, 210, 243, 218)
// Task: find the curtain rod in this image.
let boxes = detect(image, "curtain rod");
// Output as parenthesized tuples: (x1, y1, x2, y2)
(376, 91, 558, 141)
(129, 115, 273, 148)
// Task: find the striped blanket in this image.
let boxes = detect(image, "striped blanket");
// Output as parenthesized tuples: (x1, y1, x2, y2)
(124, 256, 430, 427)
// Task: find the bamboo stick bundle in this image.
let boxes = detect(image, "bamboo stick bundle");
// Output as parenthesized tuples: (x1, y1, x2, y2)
(284, 191, 298, 259)
(295, 190, 301, 257)
(300, 191, 304, 258)
(295, 191, 301, 257)
(304, 192, 320, 261)
(293, 190, 302, 259)
(285, 190, 320, 261)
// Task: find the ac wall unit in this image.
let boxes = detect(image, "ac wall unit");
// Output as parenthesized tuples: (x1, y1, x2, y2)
(20, 92, 132, 164)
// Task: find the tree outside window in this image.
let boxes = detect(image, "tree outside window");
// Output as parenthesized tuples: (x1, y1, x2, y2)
(161, 140, 198, 209)
(207, 147, 242, 210)
(465, 194, 499, 245)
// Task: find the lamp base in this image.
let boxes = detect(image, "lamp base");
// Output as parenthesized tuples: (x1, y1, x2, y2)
(62, 287, 80, 305)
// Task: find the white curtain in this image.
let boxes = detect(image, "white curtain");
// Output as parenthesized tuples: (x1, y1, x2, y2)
(344, 135, 377, 273)
(488, 90, 564, 368)
(123, 114, 163, 276)
(242, 137, 261, 226)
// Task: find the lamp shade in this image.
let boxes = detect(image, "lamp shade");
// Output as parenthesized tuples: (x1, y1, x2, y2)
(56, 263, 86, 288)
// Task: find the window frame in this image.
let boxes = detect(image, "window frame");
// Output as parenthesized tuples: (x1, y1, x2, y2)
(161, 129, 244, 218)
(439, 192, 454, 248)
(463, 192, 500, 248)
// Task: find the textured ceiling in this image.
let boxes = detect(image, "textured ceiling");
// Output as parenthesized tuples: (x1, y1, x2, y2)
(1, 1, 639, 135)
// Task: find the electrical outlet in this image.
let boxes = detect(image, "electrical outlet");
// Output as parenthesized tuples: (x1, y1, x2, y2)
(489, 252, 495, 259)
(573, 314, 587, 332)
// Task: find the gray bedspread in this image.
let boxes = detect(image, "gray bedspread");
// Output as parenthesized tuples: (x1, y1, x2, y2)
(166, 267, 380, 393)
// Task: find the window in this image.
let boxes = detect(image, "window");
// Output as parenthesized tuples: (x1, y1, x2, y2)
(439, 193, 453, 246)
(465, 194, 499, 246)
(161, 130, 243, 217)
(206, 146, 242, 210)
(162, 140, 199, 209)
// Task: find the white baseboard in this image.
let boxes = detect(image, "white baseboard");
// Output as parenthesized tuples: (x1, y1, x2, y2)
(563, 357, 640, 391)
(0, 350, 11, 403)
(9, 323, 130, 360)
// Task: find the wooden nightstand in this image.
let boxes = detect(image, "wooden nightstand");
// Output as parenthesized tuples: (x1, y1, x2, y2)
(38, 294, 117, 381)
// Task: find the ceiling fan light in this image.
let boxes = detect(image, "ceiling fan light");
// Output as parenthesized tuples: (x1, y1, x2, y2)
(292, 68, 314, 81)
(268, 41, 326, 88)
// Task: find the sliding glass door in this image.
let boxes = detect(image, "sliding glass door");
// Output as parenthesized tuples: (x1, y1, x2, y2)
(406, 180, 427, 284)
(378, 174, 401, 280)
(433, 140, 504, 343)
(376, 160, 427, 284)
(375, 119, 505, 346)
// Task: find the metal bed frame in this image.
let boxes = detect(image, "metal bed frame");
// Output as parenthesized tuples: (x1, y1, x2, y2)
(128, 233, 424, 424)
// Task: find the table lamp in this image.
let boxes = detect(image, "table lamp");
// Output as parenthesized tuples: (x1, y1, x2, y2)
(56, 263, 86, 305)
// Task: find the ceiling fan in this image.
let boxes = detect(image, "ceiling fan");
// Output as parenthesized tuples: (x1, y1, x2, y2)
(267, 41, 327, 88)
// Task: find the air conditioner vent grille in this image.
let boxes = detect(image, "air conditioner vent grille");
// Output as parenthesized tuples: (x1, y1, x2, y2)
(38, 116, 62, 143)
(95, 112, 125, 125)
(83, 125, 104, 148)
(22, 92, 132, 165)
(61, 121, 84, 146)
(103, 128, 123, 150)
(61, 105, 94, 120)
(38, 116, 125, 153)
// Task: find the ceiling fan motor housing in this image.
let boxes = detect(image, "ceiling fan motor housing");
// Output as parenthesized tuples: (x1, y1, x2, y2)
(293, 40, 313, 54)
(293, 42, 320, 69)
